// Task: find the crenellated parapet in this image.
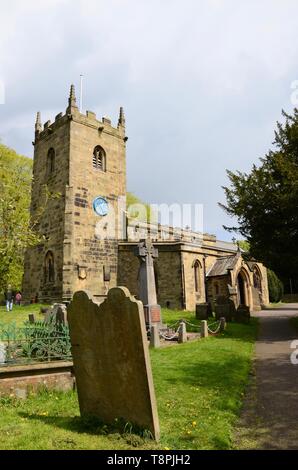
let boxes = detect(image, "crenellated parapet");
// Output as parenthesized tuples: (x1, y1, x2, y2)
(33, 84, 127, 146)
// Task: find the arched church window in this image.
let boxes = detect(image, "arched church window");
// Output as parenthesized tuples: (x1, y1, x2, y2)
(93, 145, 106, 171)
(253, 266, 262, 291)
(193, 260, 201, 293)
(47, 148, 55, 174)
(44, 251, 55, 283)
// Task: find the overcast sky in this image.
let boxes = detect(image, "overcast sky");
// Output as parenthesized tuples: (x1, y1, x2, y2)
(1, 0, 298, 240)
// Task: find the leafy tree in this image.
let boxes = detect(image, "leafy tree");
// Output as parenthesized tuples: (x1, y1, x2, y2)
(220, 109, 298, 279)
(267, 269, 284, 303)
(0, 144, 38, 291)
(126, 191, 157, 223)
(237, 239, 250, 252)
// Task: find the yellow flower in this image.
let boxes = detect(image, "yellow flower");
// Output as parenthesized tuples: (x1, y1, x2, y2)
(164, 447, 171, 450)
(192, 421, 197, 427)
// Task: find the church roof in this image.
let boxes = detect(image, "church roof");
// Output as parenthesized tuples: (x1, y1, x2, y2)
(206, 254, 240, 277)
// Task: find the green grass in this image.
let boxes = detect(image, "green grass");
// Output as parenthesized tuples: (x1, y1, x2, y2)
(265, 302, 285, 309)
(0, 304, 49, 326)
(0, 310, 258, 450)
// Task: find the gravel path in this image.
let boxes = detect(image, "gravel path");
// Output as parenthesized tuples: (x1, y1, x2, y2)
(235, 304, 298, 450)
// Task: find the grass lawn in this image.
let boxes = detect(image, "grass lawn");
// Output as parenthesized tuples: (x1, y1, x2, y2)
(0, 308, 258, 450)
(0, 303, 49, 326)
(265, 302, 285, 309)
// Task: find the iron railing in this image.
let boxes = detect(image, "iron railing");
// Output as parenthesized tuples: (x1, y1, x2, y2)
(0, 319, 72, 366)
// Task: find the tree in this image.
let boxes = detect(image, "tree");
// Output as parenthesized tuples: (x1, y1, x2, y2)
(267, 269, 284, 303)
(126, 192, 157, 223)
(0, 144, 38, 291)
(220, 109, 298, 279)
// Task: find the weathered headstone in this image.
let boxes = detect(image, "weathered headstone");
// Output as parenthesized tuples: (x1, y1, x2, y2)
(135, 239, 162, 327)
(28, 314, 35, 324)
(0, 342, 6, 364)
(236, 305, 251, 324)
(44, 303, 68, 325)
(15, 388, 27, 400)
(56, 305, 68, 325)
(67, 287, 160, 441)
(215, 296, 236, 322)
(219, 317, 226, 332)
(195, 303, 208, 320)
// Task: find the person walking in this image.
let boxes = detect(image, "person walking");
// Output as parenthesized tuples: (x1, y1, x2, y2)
(4, 286, 14, 312)
(15, 291, 22, 306)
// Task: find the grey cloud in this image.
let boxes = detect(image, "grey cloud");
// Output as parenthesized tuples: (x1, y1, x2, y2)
(1, 0, 298, 240)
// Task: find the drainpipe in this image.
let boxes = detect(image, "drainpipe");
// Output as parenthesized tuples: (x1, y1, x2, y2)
(180, 252, 186, 310)
(203, 255, 208, 302)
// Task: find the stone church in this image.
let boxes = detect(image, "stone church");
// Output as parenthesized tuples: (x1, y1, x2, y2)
(22, 85, 269, 312)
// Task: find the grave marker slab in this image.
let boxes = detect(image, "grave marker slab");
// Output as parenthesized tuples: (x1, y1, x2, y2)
(67, 287, 160, 440)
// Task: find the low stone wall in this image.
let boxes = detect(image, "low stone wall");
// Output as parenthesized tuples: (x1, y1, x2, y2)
(0, 361, 75, 398)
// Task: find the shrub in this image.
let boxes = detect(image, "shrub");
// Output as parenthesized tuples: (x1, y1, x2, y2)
(267, 269, 284, 303)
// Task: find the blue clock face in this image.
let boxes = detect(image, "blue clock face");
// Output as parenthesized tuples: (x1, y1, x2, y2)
(93, 197, 109, 216)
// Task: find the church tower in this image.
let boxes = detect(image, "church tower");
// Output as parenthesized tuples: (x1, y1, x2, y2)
(23, 85, 127, 303)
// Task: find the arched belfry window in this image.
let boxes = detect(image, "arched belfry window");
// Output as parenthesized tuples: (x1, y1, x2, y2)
(193, 260, 202, 294)
(93, 145, 106, 171)
(44, 251, 55, 283)
(47, 148, 55, 174)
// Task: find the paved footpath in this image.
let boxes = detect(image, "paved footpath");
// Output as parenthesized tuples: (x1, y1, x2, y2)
(235, 304, 298, 450)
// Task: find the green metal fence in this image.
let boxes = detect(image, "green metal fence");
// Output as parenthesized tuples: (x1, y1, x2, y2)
(0, 319, 72, 366)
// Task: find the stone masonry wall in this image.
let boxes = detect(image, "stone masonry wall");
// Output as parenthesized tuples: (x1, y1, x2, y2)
(118, 244, 183, 310)
(63, 112, 126, 301)
(23, 115, 71, 302)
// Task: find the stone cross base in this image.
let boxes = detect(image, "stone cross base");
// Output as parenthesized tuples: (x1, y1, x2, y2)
(144, 304, 162, 326)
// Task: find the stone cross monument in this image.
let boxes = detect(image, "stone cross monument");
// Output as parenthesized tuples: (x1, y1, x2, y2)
(136, 239, 161, 327)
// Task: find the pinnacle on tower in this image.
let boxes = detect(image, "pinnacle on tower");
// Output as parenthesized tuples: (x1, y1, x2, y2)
(67, 84, 78, 113)
(35, 111, 42, 133)
(118, 106, 125, 127)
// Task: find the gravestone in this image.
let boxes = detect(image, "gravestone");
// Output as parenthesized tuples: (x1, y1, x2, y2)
(0, 342, 6, 364)
(219, 317, 227, 332)
(135, 239, 161, 327)
(44, 303, 68, 325)
(195, 303, 208, 320)
(56, 305, 68, 325)
(215, 296, 236, 322)
(28, 314, 35, 323)
(67, 287, 160, 441)
(236, 305, 251, 324)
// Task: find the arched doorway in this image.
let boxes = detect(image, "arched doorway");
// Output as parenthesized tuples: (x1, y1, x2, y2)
(237, 270, 249, 306)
